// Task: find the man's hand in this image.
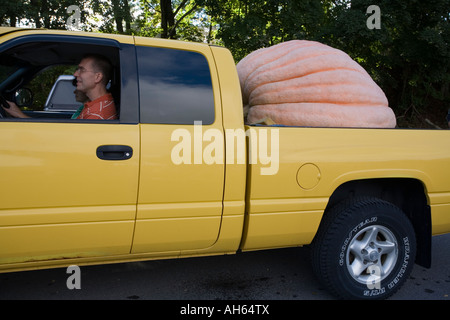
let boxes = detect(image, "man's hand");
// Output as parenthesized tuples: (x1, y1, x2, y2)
(1, 100, 30, 118)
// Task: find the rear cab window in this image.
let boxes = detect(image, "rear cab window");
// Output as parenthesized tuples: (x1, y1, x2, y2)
(136, 43, 216, 125)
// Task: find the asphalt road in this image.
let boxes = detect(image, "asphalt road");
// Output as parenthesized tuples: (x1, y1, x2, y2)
(0, 234, 448, 301)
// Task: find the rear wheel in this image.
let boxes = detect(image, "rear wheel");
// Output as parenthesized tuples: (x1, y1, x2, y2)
(311, 197, 416, 299)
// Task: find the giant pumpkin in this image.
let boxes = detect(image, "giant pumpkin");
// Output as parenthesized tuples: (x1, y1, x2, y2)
(236, 40, 396, 128)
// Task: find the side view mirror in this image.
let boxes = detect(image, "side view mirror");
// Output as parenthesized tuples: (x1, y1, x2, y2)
(15, 88, 33, 107)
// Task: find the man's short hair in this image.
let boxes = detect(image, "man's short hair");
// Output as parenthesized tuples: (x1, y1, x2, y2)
(83, 53, 113, 86)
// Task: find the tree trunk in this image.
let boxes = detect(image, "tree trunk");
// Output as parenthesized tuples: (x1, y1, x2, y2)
(30, 0, 41, 28)
(160, 0, 175, 38)
(9, 15, 17, 27)
(123, 0, 131, 32)
(112, 0, 124, 33)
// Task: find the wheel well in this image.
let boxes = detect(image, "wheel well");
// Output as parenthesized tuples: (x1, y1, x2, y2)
(326, 178, 431, 268)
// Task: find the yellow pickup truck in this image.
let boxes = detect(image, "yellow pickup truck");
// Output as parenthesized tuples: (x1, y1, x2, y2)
(0, 28, 449, 300)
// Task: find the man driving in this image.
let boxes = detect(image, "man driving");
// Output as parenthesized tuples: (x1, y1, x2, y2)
(2, 53, 117, 120)
(73, 54, 117, 120)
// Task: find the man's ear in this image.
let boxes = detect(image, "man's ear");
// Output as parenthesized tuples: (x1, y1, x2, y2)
(94, 72, 104, 85)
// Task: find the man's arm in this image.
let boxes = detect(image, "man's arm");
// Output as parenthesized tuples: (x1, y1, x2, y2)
(2, 100, 30, 118)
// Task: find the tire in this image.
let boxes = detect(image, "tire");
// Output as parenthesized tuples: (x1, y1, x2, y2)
(311, 197, 416, 300)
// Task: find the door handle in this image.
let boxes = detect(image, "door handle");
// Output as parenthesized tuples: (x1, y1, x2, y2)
(96, 145, 133, 160)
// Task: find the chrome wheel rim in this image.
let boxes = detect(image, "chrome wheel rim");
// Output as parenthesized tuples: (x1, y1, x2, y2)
(346, 225, 398, 285)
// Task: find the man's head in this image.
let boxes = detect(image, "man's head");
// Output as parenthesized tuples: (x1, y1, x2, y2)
(73, 54, 112, 99)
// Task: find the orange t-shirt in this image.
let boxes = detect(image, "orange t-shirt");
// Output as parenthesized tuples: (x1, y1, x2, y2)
(77, 93, 117, 120)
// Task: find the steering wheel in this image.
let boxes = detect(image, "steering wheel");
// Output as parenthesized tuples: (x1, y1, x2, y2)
(0, 94, 10, 118)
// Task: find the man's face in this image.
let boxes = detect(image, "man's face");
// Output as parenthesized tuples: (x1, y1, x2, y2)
(73, 58, 98, 93)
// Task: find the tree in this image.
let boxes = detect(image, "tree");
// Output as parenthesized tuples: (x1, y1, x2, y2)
(88, 0, 134, 34)
(0, 1, 25, 27)
(111, 0, 132, 34)
(135, 0, 208, 40)
(206, 0, 333, 61)
(324, 0, 450, 127)
(0, 0, 87, 29)
(98, 0, 134, 34)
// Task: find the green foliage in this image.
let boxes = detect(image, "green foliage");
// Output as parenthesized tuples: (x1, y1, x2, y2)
(324, 0, 450, 128)
(134, 0, 208, 41)
(206, 0, 331, 61)
(0, 0, 88, 29)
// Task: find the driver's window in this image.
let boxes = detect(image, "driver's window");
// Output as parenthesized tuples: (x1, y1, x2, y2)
(0, 39, 120, 122)
(25, 65, 78, 117)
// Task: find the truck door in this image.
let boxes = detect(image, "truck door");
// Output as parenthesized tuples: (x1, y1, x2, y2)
(132, 38, 225, 253)
(0, 35, 140, 265)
